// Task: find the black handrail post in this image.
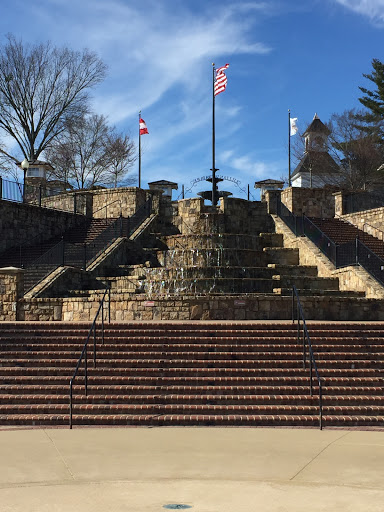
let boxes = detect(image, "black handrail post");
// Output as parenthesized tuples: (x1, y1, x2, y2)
(85, 345, 88, 396)
(310, 355, 313, 396)
(61, 237, 65, 266)
(108, 286, 111, 323)
(101, 301, 105, 346)
(119, 214, 123, 237)
(0, 176, 3, 199)
(68, 288, 109, 428)
(93, 325, 97, 368)
(39, 185, 42, 207)
(69, 381, 73, 429)
(74, 193, 77, 214)
(292, 286, 323, 430)
(292, 287, 295, 323)
(355, 237, 359, 266)
(83, 243, 87, 270)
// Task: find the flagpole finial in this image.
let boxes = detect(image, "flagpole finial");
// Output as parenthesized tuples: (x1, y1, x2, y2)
(212, 62, 215, 67)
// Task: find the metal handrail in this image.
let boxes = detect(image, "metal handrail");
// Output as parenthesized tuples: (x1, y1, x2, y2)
(127, 196, 153, 237)
(292, 286, 323, 430)
(69, 286, 111, 429)
(363, 221, 384, 242)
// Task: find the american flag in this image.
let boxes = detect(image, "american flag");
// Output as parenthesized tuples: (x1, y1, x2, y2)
(214, 64, 229, 96)
(139, 118, 148, 135)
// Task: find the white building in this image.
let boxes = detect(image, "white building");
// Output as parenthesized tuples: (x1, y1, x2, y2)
(291, 114, 341, 188)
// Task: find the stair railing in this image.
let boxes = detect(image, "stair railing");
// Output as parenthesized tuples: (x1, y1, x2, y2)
(69, 286, 111, 429)
(92, 199, 122, 219)
(292, 285, 323, 430)
(126, 196, 153, 237)
(277, 202, 384, 282)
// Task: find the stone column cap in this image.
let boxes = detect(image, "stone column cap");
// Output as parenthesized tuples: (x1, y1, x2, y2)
(0, 266, 24, 273)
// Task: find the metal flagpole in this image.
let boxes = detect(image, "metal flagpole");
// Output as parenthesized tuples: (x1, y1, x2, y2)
(138, 111, 141, 189)
(288, 109, 291, 187)
(212, 63, 217, 206)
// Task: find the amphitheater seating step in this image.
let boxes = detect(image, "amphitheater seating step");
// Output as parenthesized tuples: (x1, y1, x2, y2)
(0, 321, 383, 428)
(309, 218, 384, 259)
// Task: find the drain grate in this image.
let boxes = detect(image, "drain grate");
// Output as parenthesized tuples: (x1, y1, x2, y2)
(163, 505, 192, 510)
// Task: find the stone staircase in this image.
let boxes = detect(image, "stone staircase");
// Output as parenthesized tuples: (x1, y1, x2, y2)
(0, 218, 117, 293)
(310, 217, 384, 259)
(0, 321, 383, 428)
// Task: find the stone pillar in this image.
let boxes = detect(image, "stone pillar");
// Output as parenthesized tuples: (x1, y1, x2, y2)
(0, 267, 24, 321)
(265, 190, 281, 214)
(333, 191, 344, 216)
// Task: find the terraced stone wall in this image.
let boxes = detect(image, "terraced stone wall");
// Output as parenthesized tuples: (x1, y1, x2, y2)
(0, 200, 83, 254)
(167, 196, 273, 235)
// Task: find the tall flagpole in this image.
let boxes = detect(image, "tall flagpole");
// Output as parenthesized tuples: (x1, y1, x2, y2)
(288, 109, 291, 187)
(138, 111, 142, 189)
(212, 63, 217, 206)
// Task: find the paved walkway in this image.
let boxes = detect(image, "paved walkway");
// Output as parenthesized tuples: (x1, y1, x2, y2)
(0, 427, 383, 511)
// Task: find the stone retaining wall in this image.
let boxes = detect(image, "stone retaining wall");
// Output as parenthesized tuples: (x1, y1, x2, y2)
(18, 293, 384, 321)
(0, 200, 83, 254)
(340, 207, 384, 240)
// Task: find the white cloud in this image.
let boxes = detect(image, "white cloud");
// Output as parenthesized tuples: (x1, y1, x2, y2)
(334, 0, 384, 24)
(221, 150, 285, 180)
(18, 0, 272, 125)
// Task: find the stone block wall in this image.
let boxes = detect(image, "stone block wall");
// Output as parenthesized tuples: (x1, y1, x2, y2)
(19, 293, 384, 322)
(340, 207, 384, 239)
(91, 187, 149, 218)
(0, 200, 84, 254)
(0, 268, 24, 320)
(219, 197, 274, 234)
(281, 187, 337, 218)
(41, 191, 91, 216)
(165, 197, 273, 236)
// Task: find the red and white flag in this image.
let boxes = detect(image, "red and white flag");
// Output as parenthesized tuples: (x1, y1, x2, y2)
(214, 64, 229, 96)
(139, 118, 148, 135)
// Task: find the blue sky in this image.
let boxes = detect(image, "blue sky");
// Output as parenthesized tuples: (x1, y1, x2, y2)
(1, 0, 384, 200)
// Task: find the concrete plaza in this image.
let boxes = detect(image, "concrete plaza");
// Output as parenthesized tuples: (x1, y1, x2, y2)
(0, 427, 383, 511)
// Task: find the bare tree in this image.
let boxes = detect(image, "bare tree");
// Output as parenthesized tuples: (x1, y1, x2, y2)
(104, 131, 136, 187)
(46, 114, 136, 189)
(0, 35, 106, 161)
(329, 109, 384, 190)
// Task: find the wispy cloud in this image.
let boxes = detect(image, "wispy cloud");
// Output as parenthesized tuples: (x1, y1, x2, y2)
(19, 0, 272, 125)
(221, 149, 285, 180)
(334, 0, 384, 25)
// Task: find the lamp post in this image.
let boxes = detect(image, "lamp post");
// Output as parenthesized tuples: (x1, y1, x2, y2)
(21, 158, 29, 203)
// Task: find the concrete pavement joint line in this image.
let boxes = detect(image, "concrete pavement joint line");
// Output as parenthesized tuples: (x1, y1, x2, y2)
(43, 429, 76, 481)
(289, 431, 351, 482)
(0, 478, 383, 493)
